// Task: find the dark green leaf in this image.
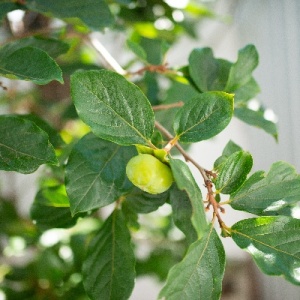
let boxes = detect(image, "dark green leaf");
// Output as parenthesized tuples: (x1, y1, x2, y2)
(13, 37, 70, 58)
(0, 43, 63, 84)
(26, 0, 113, 30)
(169, 185, 198, 244)
(159, 225, 225, 300)
(225, 44, 259, 92)
(215, 151, 253, 194)
(65, 133, 136, 216)
(126, 39, 147, 61)
(231, 216, 300, 285)
(189, 48, 219, 92)
(0, 115, 57, 174)
(20, 114, 64, 148)
(234, 106, 278, 140)
(214, 140, 243, 169)
(231, 161, 300, 215)
(188, 48, 230, 92)
(169, 158, 207, 238)
(82, 209, 135, 300)
(71, 70, 155, 146)
(124, 187, 168, 214)
(174, 92, 234, 143)
(30, 186, 79, 230)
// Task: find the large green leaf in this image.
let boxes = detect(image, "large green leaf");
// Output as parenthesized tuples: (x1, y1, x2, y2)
(71, 70, 155, 146)
(234, 106, 278, 140)
(215, 151, 253, 194)
(82, 209, 135, 300)
(0, 115, 57, 174)
(230, 161, 300, 215)
(159, 225, 225, 300)
(26, 0, 113, 30)
(188, 48, 230, 92)
(0, 43, 63, 84)
(169, 185, 198, 244)
(65, 133, 136, 216)
(225, 44, 259, 92)
(231, 216, 300, 285)
(173, 92, 234, 143)
(169, 158, 207, 238)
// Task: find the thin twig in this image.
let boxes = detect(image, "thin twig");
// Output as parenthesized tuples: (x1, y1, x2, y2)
(87, 33, 127, 75)
(154, 120, 209, 181)
(152, 101, 184, 111)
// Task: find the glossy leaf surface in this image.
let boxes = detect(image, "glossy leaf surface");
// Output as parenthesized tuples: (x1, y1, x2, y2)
(232, 216, 300, 285)
(215, 151, 253, 194)
(231, 161, 300, 215)
(71, 70, 155, 146)
(174, 92, 234, 143)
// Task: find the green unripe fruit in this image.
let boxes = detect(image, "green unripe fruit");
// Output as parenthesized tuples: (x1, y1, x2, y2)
(126, 154, 173, 194)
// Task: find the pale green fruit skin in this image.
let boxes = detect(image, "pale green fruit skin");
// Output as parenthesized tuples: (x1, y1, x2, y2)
(126, 154, 173, 194)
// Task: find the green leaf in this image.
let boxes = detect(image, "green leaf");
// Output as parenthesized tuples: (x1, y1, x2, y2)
(0, 115, 57, 174)
(71, 70, 155, 146)
(231, 216, 300, 285)
(159, 225, 225, 300)
(263, 195, 300, 217)
(124, 187, 168, 214)
(234, 106, 278, 140)
(20, 114, 64, 148)
(30, 186, 79, 230)
(0, 43, 63, 84)
(214, 140, 243, 170)
(65, 133, 136, 216)
(188, 48, 218, 92)
(234, 77, 260, 103)
(215, 151, 253, 194)
(13, 37, 70, 58)
(169, 158, 207, 238)
(126, 39, 147, 61)
(26, 0, 113, 30)
(169, 185, 198, 244)
(225, 44, 259, 92)
(188, 48, 231, 92)
(173, 92, 234, 143)
(231, 161, 300, 215)
(82, 209, 135, 300)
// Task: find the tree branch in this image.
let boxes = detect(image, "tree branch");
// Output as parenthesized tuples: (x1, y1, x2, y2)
(152, 101, 184, 111)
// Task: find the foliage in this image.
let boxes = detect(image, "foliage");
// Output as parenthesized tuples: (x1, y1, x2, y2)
(0, 1, 299, 299)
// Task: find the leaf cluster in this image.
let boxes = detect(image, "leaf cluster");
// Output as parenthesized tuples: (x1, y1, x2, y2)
(0, 2, 299, 300)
